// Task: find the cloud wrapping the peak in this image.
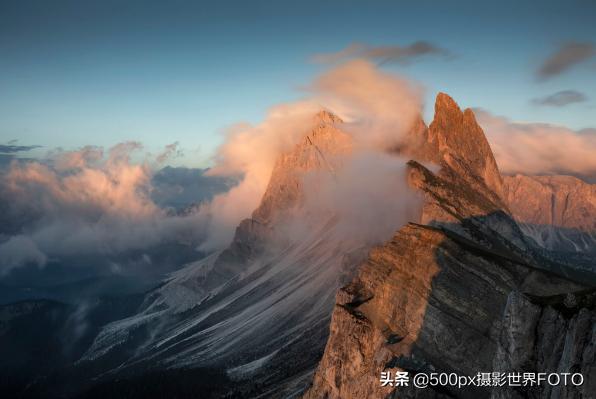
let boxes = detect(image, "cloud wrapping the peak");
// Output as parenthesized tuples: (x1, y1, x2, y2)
(200, 60, 423, 250)
(313, 41, 451, 65)
(200, 102, 323, 249)
(300, 151, 422, 245)
(0, 60, 424, 274)
(537, 42, 595, 80)
(312, 60, 424, 149)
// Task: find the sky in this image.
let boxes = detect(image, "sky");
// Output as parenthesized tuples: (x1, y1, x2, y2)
(1, 0, 595, 167)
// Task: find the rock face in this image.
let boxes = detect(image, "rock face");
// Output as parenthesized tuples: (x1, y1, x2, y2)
(503, 174, 596, 255)
(304, 94, 596, 399)
(503, 175, 595, 231)
(253, 110, 351, 224)
(408, 93, 504, 199)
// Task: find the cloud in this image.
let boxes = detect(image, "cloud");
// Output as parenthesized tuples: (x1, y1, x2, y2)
(476, 110, 596, 180)
(531, 90, 588, 107)
(198, 102, 326, 250)
(151, 166, 236, 208)
(156, 142, 183, 164)
(537, 42, 595, 80)
(0, 143, 41, 166)
(200, 60, 423, 250)
(0, 143, 212, 275)
(6, 53, 594, 281)
(312, 41, 451, 65)
(0, 60, 424, 275)
(311, 60, 424, 149)
(0, 236, 47, 276)
(0, 144, 41, 154)
(299, 152, 422, 245)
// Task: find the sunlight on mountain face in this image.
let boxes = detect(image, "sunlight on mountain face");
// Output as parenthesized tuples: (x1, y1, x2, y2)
(1, 2, 595, 398)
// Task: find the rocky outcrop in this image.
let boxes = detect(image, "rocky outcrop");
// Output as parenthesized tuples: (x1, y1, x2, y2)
(304, 220, 595, 399)
(304, 94, 596, 399)
(503, 175, 596, 255)
(408, 93, 504, 199)
(253, 110, 352, 224)
(503, 175, 595, 232)
(492, 290, 596, 399)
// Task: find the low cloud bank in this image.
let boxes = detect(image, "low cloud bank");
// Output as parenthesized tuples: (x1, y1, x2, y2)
(477, 110, 596, 180)
(0, 143, 216, 276)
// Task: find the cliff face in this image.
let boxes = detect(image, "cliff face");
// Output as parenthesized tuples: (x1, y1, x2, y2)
(503, 175, 595, 231)
(304, 222, 596, 399)
(408, 93, 504, 200)
(252, 110, 352, 225)
(304, 94, 596, 399)
(503, 174, 596, 254)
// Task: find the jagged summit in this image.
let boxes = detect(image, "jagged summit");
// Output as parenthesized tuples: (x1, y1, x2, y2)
(404, 93, 504, 201)
(433, 92, 461, 125)
(304, 110, 346, 146)
(313, 109, 343, 125)
(304, 94, 596, 399)
(252, 110, 352, 224)
(502, 174, 596, 254)
(429, 92, 504, 196)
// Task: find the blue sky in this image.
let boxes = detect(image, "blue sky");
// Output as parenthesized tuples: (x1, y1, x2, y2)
(1, 0, 595, 167)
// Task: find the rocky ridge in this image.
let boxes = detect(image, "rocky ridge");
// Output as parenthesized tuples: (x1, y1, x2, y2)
(503, 174, 596, 255)
(303, 94, 596, 399)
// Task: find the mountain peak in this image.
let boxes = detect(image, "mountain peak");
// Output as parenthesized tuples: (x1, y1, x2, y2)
(252, 110, 352, 223)
(434, 92, 484, 123)
(434, 92, 461, 118)
(401, 93, 504, 198)
(313, 109, 343, 125)
(426, 92, 504, 197)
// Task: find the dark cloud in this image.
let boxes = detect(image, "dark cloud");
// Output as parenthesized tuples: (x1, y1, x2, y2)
(151, 166, 238, 209)
(0, 154, 16, 166)
(537, 42, 595, 80)
(531, 90, 588, 107)
(0, 144, 41, 154)
(0, 144, 40, 166)
(312, 41, 451, 65)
